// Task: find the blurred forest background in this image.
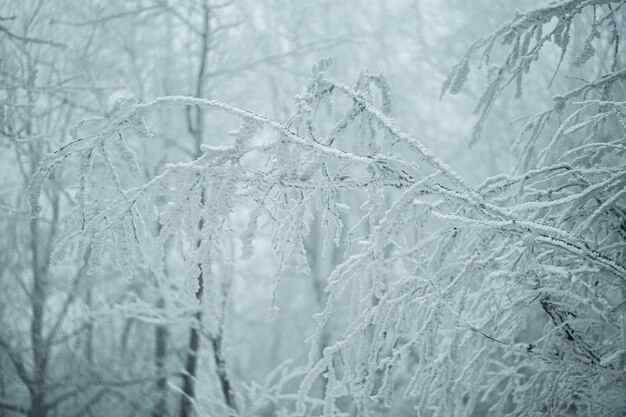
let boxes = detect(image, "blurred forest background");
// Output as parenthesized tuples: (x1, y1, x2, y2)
(1, 0, 624, 416)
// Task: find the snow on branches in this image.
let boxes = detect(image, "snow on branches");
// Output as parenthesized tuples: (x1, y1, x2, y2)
(442, 0, 626, 147)
(30, 12, 626, 413)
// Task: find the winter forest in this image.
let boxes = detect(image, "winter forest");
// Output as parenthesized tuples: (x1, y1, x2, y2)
(1, 0, 625, 416)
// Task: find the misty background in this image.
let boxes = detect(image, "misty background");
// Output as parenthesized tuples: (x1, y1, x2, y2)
(1, 1, 624, 417)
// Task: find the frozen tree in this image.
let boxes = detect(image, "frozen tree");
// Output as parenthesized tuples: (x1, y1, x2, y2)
(435, 1, 626, 414)
(24, 1, 626, 417)
(0, 3, 99, 416)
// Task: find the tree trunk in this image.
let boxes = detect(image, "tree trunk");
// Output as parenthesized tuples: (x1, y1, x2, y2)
(179, 3, 211, 416)
(153, 298, 168, 417)
(179, 276, 203, 417)
(29, 218, 47, 417)
(210, 331, 237, 415)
